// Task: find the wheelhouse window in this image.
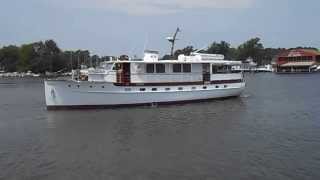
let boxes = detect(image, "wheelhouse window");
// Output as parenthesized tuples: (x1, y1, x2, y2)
(173, 64, 182, 73)
(156, 64, 165, 73)
(212, 65, 232, 74)
(182, 64, 191, 73)
(146, 64, 154, 73)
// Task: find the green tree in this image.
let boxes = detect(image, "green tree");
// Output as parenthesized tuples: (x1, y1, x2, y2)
(18, 44, 37, 72)
(237, 37, 264, 63)
(260, 48, 286, 65)
(91, 55, 100, 67)
(206, 41, 232, 58)
(173, 46, 194, 59)
(0, 45, 20, 72)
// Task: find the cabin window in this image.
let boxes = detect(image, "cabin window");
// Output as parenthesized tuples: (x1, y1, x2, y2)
(68, 85, 71, 87)
(203, 86, 207, 89)
(146, 64, 154, 73)
(125, 88, 131, 91)
(316, 55, 320, 62)
(102, 86, 105, 88)
(212, 65, 231, 74)
(156, 64, 165, 73)
(139, 88, 146, 91)
(165, 88, 171, 91)
(173, 64, 182, 73)
(152, 88, 157, 91)
(178, 87, 183, 90)
(212, 66, 218, 74)
(183, 64, 191, 73)
(215, 85, 219, 88)
(192, 87, 196, 90)
(224, 85, 228, 88)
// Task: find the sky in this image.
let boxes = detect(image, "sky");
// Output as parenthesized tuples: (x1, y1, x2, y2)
(0, 0, 319, 57)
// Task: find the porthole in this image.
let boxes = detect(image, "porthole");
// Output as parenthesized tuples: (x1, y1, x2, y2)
(203, 86, 207, 89)
(101, 86, 105, 88)
(192, 87, 196, 90)
(224, 85, 228, 88)
(215, 85, 219, 88)
(89, 85, 93, 88)
(125, 88, 131, 91)
(140, 88, 146, 91)
(68, 85, 71, 88)
(178, 87, 183, 90)
(165, 88, 171, 91)
(77, 85, 80, 88)
(152, 88, 157, 91)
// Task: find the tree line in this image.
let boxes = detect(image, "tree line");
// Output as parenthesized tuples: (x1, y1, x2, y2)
(0, 40, 109, 73)
(165, 37, 318, 65)
(0, 38, 318, 73)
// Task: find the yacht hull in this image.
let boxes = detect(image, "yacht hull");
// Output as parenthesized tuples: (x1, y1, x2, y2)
(45, 80, 245, 109)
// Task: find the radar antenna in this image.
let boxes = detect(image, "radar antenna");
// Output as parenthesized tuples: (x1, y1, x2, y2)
(166, 27, 181, 57)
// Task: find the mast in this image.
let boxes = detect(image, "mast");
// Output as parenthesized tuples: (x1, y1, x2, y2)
(167, 27, 181, 58)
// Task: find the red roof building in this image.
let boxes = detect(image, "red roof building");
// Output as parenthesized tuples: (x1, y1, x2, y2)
(275, 49, 320, 73)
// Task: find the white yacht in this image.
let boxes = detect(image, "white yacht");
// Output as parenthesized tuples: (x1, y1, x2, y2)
(44, 50, 245, 109)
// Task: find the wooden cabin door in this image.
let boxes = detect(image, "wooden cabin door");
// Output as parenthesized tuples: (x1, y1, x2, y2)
(116, 63, 131, 85)
(202, 63, 211, 83)
(122, 63, 131, 85)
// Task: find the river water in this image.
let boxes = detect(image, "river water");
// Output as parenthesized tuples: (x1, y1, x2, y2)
(0, 73, 320, 180)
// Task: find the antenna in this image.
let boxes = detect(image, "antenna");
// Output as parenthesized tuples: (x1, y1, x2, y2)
(194, 45, 208, 53)
(167, 27, 181, 57)
(143, 33, 149, 54)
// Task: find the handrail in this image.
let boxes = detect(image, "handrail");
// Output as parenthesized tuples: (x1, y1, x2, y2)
(91, 72, 242, 76)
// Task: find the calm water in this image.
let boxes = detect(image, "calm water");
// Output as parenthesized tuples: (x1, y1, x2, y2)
(0, 74, 320, 180)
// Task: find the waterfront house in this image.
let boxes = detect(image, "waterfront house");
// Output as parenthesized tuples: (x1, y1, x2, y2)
(275, 49, 320, 73)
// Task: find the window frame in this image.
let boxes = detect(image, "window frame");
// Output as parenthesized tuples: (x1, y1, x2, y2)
(172, 64, 182, 73)
(213, 65, 232, 74)
(182, 64, 192, 73)
(146, 64, 155, 73)
(155, 64, 166, 73)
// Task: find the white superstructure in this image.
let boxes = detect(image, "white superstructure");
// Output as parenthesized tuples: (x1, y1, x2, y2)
(45, 51, 245, 109)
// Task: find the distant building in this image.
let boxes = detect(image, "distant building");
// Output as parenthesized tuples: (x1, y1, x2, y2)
(275, 49, 320, 73)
